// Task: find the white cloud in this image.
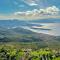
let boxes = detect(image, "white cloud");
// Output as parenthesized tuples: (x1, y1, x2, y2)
(38, 6, 60, 15)
(28, 2, 38, 6)
(14, 6, 60, 16)
(45, 6, 60, 15)
(23, 0, 38, 6)
(0, 6, 60, 20)
(14, 12, 26, 16)
(21, 23, 60, 36)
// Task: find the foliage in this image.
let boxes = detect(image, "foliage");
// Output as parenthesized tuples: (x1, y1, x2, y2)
(0, 45, 60, 60)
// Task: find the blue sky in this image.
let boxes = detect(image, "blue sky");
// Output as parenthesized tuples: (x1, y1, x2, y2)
(0, 0, 60, 20)
(0, 0, 60, 14)
(0, 0, 36, 14)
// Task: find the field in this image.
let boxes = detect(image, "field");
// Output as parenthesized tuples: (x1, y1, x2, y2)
(0, 42, 60, 60)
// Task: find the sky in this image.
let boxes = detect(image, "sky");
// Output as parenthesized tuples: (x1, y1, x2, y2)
(0, 0, 60, 20)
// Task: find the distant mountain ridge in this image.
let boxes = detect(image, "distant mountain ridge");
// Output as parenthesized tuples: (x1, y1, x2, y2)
(0, 18, 60, 27)
(29, 18, 60, 23)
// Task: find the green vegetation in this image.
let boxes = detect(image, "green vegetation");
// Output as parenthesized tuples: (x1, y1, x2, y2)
(0, 43, 60, 60)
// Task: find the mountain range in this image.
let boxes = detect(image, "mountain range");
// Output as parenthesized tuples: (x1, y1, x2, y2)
(0, 19, 60, 48)
(0, 18, 60, 28)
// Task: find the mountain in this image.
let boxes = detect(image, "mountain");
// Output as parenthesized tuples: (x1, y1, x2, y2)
(0, 19, 60, 48)
(29, 18, 60, 23)
(0, 20, 27, 27)
(0, 18, 60, 28)
(0, 25, 60, 48)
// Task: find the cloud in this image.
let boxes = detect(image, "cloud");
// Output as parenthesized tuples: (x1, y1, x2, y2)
(21, 23, 60, 36)
(45, 6, 60, 15)
(23, 0, 38, 6)
(28, 3, 38, 6)
(0, 6, 60, 20)
(14, 12, 26, 15)
(14, 6, 60, 16)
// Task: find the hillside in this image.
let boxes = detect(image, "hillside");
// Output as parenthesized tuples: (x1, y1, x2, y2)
(0, 26, 60, 48)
